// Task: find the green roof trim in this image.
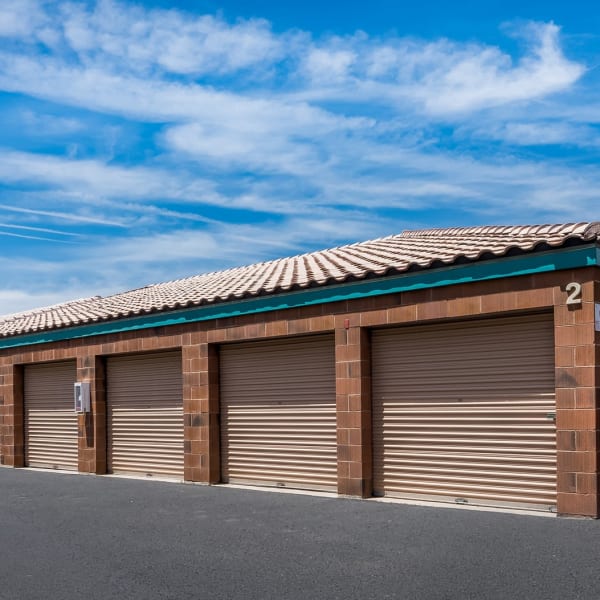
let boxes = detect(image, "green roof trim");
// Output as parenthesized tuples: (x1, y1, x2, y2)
(1, 244, 597, 350)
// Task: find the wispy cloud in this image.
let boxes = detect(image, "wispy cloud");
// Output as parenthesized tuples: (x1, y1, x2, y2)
(0, 222, 82, 236)
(465, 121, 600, 147)
(0, 0, 48, 38)
(0, 230, 75, 243)
(20, 110, 85, 136)
(0, 150, 220, 208)
(0, 203, 127, 227)
(59, 0, 285, 76)
(295, 22, 585, 114)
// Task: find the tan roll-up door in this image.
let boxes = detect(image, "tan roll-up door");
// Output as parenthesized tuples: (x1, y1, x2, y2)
(372, 314, 556, 510)
(107, 351, 183, 478)
(24, 361, 78, 470)
(220, 335, 337, 492)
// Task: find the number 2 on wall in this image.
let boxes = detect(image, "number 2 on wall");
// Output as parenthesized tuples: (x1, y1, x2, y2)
(565, 282, 582, 305)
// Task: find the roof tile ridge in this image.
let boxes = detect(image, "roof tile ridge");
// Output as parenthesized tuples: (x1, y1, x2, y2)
(582, 222, 600, 239)
(399, 222, 594, 239)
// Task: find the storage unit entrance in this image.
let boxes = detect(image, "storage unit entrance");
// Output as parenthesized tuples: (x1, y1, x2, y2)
(372, 314, 557, 510)
(220, 335, 337, 491)
(24, 361, 78, 470)
(106, 351, 183, 478)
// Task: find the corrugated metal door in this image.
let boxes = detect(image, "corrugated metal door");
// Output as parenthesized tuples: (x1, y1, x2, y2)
(24, 361, 78, 470)
(107, 351, 183, 478)
(372, 314, 556, 510)
(220, 335, 337, 492)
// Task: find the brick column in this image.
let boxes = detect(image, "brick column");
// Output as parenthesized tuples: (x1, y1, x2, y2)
(596, 277, 600, 516)
(0, 384, 2, 465)
(0, 358, 6, 465)
(0, 363, 24, 467)
(335, 325, 372, 497)
(76, 355, 106, 474)
(183, 342, 220, 483)
(554, 278, 599, 517)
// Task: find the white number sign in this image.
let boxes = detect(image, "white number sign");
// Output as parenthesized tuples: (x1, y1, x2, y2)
(565, 282, 582, 305)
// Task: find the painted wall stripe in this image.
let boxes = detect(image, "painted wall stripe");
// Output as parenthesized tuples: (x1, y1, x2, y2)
(1, 245, 597, 349)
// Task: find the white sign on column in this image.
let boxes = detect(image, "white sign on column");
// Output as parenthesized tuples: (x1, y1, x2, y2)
(596, 303, 600, 332)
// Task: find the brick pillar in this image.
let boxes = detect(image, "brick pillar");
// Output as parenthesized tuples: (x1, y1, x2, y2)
(183, 342, 220, 483)
(596, 277, 600, 516)
(0, 358, 5, 465)
(0, 364, 24, 467)
(0, 363, 23, 467)
(76, 355, 107, 474)
(335, 326, 372, 497)
(554, 278, 599, 517)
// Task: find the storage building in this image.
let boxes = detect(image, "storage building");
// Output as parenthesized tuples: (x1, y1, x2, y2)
(1, 222, 599, 517)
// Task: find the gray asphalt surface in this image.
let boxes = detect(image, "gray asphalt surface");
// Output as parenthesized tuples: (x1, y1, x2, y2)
(1, 468, 599, 600)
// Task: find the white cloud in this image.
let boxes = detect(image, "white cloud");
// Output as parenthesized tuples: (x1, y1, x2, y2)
(0, 5, 584, 126)
(59, 0, 284, 76)
(20, 110, 85, 135)
(0, 150, 217, 203)
(292, 23, 584, 115)
(0, 0, 284, 77)
(467, 121, 600, 147)
(0, 289, 84, 317)
(303, 47, 357, 83)
(0, 230, 73, 243)
(0, 0, 46, 38)
(163, 121, 329, 176)
(0, 53, 372, 152)
(416, 23, 585, 113)
(0, 221, 81, 236)
(0, 202, 128, 227)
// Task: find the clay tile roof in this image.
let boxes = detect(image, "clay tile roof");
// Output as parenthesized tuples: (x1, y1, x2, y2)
(1, 221, 598, 338)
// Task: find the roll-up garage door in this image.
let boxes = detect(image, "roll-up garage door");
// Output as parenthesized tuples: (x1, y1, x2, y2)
(107, 351, 183, 478)
(372, 314, 556, 510)
(220, 335, 337, 492)
(25, 361, 78, 470)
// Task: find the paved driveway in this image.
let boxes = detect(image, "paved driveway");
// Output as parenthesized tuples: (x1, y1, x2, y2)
(1, 468, 599, 600)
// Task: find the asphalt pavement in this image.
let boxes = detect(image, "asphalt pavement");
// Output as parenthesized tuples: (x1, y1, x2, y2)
(1, 468, 599, 600)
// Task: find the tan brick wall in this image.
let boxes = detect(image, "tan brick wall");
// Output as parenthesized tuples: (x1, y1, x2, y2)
(0, 267, 598, 516)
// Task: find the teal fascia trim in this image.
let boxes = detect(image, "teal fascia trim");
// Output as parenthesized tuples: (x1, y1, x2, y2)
(2, 245, 598, 350)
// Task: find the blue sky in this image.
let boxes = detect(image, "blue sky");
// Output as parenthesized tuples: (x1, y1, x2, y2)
(0, 0, 599, 315)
